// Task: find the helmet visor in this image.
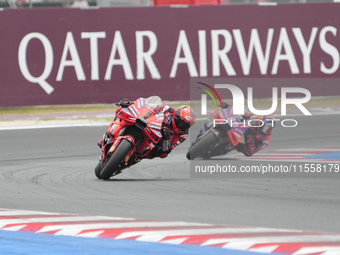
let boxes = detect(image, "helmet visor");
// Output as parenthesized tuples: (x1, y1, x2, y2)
(175, 116, 190, 131)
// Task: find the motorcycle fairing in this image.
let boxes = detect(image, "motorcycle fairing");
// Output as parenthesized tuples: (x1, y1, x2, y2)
(210, 106, 250, 146)
(101, 96, 165, 166)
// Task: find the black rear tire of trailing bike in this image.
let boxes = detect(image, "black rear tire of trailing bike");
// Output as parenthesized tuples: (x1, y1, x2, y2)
(100, 139, 133, 180)
(186, 131, 219, 160)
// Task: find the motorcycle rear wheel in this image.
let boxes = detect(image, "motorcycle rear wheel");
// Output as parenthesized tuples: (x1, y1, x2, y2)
(100, 139, 133, 180)
(186, 131, 219, 160)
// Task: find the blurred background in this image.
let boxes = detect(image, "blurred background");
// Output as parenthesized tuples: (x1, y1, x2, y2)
(2, 0, 340, 108)
(1, 0, 338, 10)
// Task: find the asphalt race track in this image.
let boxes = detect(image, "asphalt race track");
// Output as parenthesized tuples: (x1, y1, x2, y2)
(0, 114, 339, 236)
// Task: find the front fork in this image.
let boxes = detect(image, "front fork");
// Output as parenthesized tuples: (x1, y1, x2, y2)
(100, 134, 136, 168)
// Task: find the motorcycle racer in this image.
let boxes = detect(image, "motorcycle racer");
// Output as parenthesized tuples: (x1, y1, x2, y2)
(98, 98, 196, 159)
(195, 102, 275, 157)
(148, 103, 196, 159)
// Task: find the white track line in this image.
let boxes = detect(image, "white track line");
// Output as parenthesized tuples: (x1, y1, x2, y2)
(0, 216, 126, 227)
(0, 122, 108, 131)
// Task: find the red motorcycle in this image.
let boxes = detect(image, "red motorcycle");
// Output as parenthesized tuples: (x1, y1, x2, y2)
(95, 96, 164, 180)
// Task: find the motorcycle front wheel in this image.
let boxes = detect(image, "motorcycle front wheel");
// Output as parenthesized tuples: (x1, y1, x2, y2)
(94, 161, 102, 179)
(186, 131, 219, 160)
(100, 139, 133, 180)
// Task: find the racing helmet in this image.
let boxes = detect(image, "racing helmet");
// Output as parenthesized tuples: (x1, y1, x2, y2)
(257, 115, 275, 135)
(173, 106, 196, 132)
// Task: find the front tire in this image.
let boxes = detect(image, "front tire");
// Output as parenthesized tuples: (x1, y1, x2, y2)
(186, 131, 219, 160)
(100, 139, 133, 180)
(94, 161, 102, 179)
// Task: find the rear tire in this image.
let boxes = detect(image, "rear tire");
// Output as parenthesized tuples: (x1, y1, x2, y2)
(186, 132, 219, 160)
(100, 139, 133, 180)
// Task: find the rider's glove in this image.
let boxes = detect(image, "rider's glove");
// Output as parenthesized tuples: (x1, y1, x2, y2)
(119, 98, 131, 108)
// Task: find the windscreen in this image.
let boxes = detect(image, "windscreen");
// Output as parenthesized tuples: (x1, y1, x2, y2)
(144, 96, 163, 114)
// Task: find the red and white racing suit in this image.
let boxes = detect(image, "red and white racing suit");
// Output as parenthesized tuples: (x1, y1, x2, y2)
(148, 105, 188, 159)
